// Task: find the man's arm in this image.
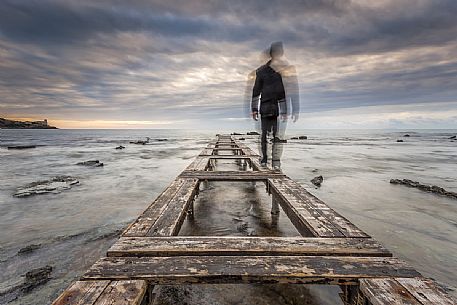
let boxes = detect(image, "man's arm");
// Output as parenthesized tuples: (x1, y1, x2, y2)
(251, 71, 262, 120)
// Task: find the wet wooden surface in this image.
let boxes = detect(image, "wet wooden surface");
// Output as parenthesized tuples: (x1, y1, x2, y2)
(179, 170, 284, 180)
(360, 277, 456, 305)
(83, 256, 419, 284)
(52, 280, 146, 305)
(269, 177, 369, 238)
(52, 134, 456, 305)
(107, 236, 392, 257)
(122, 178, 198, 237)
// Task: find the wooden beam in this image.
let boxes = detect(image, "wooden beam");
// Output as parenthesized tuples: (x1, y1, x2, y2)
(122, 179, 186, 237)
(122, 178, 198, 237)
(396, 278, 456, 305)
(82, 256, 420, 285)
(359, 278, 420, 305)
(268, 178, 369, 238)
(107, 237, 392, 258)
(146, 178, 199, 236)
(52, 280, 146, 305)
(179, 170, 284, 180)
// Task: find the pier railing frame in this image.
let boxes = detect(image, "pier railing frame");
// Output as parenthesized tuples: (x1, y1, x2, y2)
(52, 134, 455, 305)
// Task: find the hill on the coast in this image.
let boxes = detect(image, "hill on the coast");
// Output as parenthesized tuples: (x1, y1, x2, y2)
(0, 118, 57, 129)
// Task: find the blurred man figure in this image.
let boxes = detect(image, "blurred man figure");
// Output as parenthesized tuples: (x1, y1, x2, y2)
(250, 42, 299, 169)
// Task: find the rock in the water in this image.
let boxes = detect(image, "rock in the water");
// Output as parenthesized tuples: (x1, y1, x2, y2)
(311, 175, 323, 187)
(115, 145, 125, 150)
(247, 131, 260, 136)
(0, 265, 53, 301)
(238, 137, 245, 141)
(76, 160, 104, 167)
(156, 138, 168, 142)
(272, 137, 287, 143)
(311, 169, 319, 173)
(130, 137, 150, 145)
(404, 134, 410, 137)
(236, 223, 249, 233)
(298, 136, 308, 140)
(291, 137, 298, 140)
(390, 178, 457, 199)
(23, 266, 52, 292)
(396, 139, 404, 142)
(7, 145, 36, 150)
(449, 135, 456, 139)
(18, 244, 41, 255)
(14, 176, 79, 197)
(231, 132, 243, 135)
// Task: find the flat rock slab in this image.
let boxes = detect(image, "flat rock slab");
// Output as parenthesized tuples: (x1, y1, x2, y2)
(14, 176, 79, 197)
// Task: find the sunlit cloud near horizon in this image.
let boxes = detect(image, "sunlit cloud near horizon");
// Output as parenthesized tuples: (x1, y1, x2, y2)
(1, 0, 456, 129)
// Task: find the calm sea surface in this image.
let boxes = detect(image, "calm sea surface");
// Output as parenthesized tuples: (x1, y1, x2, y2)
(0, 129, 456, 304)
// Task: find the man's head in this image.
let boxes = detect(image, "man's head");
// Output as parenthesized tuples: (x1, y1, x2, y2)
(269, 41, 284, 59)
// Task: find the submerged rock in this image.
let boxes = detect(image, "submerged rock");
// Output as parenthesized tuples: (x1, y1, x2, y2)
(7, 145, 36, 150)
(23, 266, 53, 293)
(450, 135, 456, 139)
(115, 145, 125, 150)
(76, 160, 104, 167)
(14, 176, 79, 197)
(390, 179, 457, 199)
(311, 175, 323, 187)
(0, 266, 53, 302)
(291, 136, 307, 140)
(404, 134, 411, 137)
(397, 139, 404, 142)
(130, 137, 150, 145)
(18, 244, 42, 255)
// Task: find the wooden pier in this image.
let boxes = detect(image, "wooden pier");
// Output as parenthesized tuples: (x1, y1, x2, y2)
(52, 134, 455, 305)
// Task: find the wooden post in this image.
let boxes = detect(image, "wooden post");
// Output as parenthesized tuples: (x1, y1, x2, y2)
(271, 193, 280, 215)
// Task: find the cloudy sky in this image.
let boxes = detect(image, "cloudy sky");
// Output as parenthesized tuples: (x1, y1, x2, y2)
(0, 0, 456, 129)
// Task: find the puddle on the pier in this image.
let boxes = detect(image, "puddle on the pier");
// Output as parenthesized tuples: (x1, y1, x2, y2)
(153, 177, 343, 305)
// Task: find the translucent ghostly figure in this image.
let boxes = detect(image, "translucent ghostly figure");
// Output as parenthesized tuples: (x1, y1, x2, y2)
(245, 42, 300, 169)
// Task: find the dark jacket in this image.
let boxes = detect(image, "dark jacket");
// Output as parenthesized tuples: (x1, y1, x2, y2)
(251, 62, 287, 117)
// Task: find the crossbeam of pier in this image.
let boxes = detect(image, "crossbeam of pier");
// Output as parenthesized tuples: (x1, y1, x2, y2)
(52, 134, 456, 305)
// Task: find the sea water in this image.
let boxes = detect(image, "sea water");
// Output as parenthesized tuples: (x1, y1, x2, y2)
(0, 129, 456, 304)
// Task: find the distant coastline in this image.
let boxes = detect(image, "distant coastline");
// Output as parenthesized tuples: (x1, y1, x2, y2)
(0, 118, 58, 129)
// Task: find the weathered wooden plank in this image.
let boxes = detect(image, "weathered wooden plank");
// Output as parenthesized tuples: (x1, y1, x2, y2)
(269, 178, 368, 238)
(147, 178, 199, 236)
(107, 237, 392, 257)
(94, 280, 147, 305)
(199, 148, 214, 156)
(269, 178, 345, 237)
(396, 277, 456, 305)
(279, 177, 368, 238)
(52, 280, 110, 305)
(208, 155, 252, 160)
(83, 256, 420, 284)
(359, 278, 421, 305)
(122, 179, 186, 237)
(185, 157, 209, 171)
(180, 170, 284, 180)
